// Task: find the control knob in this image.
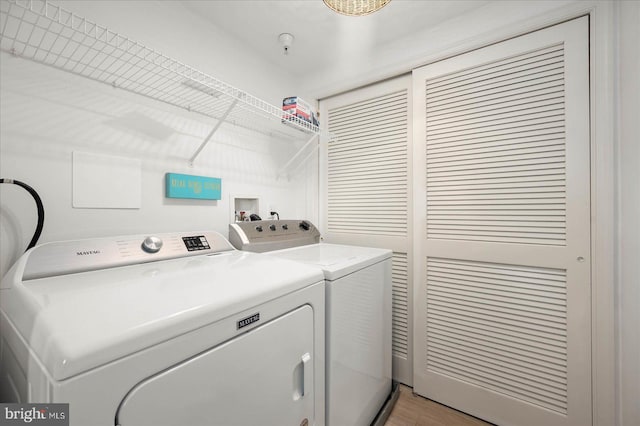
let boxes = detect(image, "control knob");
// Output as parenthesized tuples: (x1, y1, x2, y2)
(255, 225, 263, 232)
(269, 224, 277, 231)
(299, 220, 311, 231)
(141, 236, 163, 253)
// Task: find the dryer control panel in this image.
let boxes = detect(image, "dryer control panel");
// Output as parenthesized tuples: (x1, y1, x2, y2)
(229, 220, 320, 253)
(20, 231, 234, 281)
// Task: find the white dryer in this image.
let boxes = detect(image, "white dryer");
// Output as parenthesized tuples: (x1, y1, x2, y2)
(229, 220, 393, 426)
(0, 231, 325, 426)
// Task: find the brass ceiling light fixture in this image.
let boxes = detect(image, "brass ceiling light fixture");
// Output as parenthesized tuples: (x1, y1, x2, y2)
(323, 0, 391, 16)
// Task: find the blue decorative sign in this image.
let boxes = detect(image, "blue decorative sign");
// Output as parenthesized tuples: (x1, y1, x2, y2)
(165, 173, 221, 200)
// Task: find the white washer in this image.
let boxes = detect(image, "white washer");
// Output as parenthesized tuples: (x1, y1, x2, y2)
(229, 220, 393, 426)
(0, 231, 325, 426)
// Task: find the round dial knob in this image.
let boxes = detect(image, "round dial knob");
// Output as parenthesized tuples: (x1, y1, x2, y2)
(141, 236, 163, 253)
(255, 225, 263, 232)
(282, 224, 289, 230)
(269, 224, 277, 231)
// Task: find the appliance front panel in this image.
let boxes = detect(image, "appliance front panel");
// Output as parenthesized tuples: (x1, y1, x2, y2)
(116, 305, 316, 426)
(327, 259, 392, 426)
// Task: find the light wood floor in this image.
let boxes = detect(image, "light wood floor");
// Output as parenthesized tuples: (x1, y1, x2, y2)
(384, 385, 493, 426)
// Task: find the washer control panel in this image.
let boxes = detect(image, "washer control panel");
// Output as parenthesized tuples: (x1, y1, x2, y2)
(21, 231, 234, 281)
(229, 220, 320, 253)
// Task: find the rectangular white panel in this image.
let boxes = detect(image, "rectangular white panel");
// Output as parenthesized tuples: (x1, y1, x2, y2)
(72, 151, 141, 209)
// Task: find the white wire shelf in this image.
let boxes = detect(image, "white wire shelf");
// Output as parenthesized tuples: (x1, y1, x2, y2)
(0, 0, 323, 163)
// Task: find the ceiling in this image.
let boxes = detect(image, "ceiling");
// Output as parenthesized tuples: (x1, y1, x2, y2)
(181, 1, 490, 84)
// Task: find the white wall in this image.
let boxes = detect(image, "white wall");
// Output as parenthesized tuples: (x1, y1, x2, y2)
(617, 2, 640, 425)
(0, 1, 317, 278)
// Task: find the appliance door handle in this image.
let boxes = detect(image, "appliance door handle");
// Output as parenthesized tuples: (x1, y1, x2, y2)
(301, 352, 311, 397)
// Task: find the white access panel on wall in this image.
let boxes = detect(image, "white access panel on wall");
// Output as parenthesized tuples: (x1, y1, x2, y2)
(412, 17, 591, 426)
(117, 305, 315, 426)
(72, 151, 141, 209)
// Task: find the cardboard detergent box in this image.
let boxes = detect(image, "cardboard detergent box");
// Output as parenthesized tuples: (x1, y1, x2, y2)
(282, 96, 319, 126)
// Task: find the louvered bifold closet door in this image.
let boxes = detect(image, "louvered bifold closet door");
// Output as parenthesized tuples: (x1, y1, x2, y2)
(320, 75, 413, 385)
(413, 18, 591, 426)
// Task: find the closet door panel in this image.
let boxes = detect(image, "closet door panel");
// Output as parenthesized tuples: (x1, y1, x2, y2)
(413, 17, 590, 426)
(320, 76, 413, 385)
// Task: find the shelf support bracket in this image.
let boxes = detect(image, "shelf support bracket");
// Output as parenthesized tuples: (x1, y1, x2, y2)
(288, 144, 319, 177)
(189, 98, 239, 165)
(278, 133, 319, 178)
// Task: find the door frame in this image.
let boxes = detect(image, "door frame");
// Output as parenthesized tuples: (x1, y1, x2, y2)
(405, 2, 616, 424)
